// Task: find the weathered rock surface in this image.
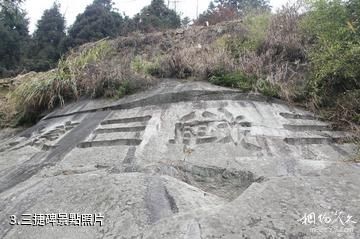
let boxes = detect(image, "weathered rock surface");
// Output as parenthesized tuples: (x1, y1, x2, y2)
(0, 80, 359, 238)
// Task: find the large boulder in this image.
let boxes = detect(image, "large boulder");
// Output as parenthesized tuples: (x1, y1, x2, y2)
(0, 80, 359, 238)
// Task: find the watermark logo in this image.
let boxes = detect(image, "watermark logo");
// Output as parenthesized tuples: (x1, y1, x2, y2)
(9, 213, 104, 227)
(298, 211, 357, 234)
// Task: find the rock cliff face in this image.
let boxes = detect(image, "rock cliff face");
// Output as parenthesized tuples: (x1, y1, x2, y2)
(0, 80, 359, 238)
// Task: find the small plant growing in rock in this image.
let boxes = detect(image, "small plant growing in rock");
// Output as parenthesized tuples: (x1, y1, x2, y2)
(209, 71, 256, 91)
(131, 56, 162, 77)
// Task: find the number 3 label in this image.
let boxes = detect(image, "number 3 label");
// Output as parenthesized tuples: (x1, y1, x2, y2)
(9, 215, 17, 225)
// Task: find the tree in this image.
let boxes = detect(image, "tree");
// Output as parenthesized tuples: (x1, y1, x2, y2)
(181, 16, 191, 27)
(195, 1, 238, 25)
(120, 15, 136, 35)
(195, 0, 270, 26)
(0, 0, 29, 77)
(30, 3, 66, 71)
(0, 0, 23, 13)
(215, 0, 270, 13)
(67, 0, 123, 48)
(133, 0, 181, 32)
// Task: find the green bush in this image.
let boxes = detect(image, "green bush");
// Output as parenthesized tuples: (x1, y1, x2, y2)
(131, 56, 162, 76)
(307, 41, 360, 105)
(116, 81, 134, 99)
(209, 71, 256, 91)
(256, 79, 281, 98)
(209, 70, 281, 98)
(302, 0, 360, 107)
(243, 11, 271, 50)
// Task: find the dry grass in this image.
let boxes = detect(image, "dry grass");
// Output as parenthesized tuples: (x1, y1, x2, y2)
(10, 70, 60, 109)
(1, 38, 157, 126)
(246, 2, 307, 101)
(160, 44, 236, 79)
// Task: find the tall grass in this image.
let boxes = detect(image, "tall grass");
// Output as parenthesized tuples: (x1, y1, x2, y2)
(5, 39, 112, 125)
(10, 70, 58, 109)
(57, 39, 111, 98)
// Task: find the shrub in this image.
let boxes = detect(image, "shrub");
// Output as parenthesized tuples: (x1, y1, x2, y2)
(255, 79, 281, 97)
(131, 56, 163, 77)
(297, 0, 360, 130)
(116, 81, 134, 99)
(319, 89, 360, 131)
(219, 4, 307, 101)
(306, 41, 360, 106)
(264, 2, 306, 63)
(209, 70, 281, 97)
(209, 71, 256, 91)
(302, 0, 360, 107)
(242, 11, 271, 51)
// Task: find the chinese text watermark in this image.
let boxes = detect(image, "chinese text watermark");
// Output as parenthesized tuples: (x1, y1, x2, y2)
(298, 211, 357, 234)
(9, 213, 104, 226)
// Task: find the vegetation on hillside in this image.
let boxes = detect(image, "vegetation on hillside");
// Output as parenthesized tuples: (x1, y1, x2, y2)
(0, 0, 359, 141)
(302, 0, 360, 129)
(0, 0, 182, 78)
(1, 39, 152, 126)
